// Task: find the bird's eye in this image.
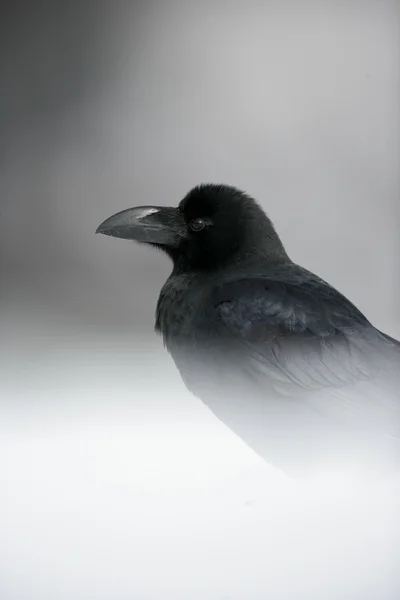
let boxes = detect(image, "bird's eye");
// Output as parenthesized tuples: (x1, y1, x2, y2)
(190, 218, 205, 232)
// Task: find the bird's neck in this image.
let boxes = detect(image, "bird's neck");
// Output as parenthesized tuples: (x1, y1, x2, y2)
(171, 247, 292, 278)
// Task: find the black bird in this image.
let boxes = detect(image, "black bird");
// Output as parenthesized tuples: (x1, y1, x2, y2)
(96, 184, 400, 477)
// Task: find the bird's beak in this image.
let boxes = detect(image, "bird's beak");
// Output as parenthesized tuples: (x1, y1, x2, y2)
(95, 205, 184, 247)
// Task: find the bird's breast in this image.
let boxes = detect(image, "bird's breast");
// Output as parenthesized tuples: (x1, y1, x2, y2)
(155, 274, 208, 346)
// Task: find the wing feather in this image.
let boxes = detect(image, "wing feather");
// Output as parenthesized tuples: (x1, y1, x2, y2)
(209, 271, 400, 439)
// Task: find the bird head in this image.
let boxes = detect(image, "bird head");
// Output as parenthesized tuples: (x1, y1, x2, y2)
(96, 183, 289, 271)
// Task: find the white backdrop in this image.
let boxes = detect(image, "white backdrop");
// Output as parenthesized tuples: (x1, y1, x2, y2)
(1, 1, 399, 598)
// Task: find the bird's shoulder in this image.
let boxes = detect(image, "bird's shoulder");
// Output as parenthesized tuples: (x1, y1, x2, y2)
(199, 264, 400, 395)
(206, 264, 370, 339)
(166, 264, 400, 440)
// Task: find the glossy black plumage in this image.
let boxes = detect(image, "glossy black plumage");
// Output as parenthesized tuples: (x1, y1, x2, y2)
(97, 184, 400, 477)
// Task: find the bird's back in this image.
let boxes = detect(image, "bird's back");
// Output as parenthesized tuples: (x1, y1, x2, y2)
(157, 263, 400, 476)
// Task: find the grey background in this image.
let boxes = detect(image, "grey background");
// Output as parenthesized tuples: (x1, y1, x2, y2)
(0, 1, 399, 599)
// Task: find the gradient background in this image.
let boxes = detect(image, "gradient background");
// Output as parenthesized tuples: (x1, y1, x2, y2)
(1, 1, 399, 599)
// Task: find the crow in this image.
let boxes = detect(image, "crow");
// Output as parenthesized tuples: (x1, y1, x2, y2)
(96, 183, 400, 477)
